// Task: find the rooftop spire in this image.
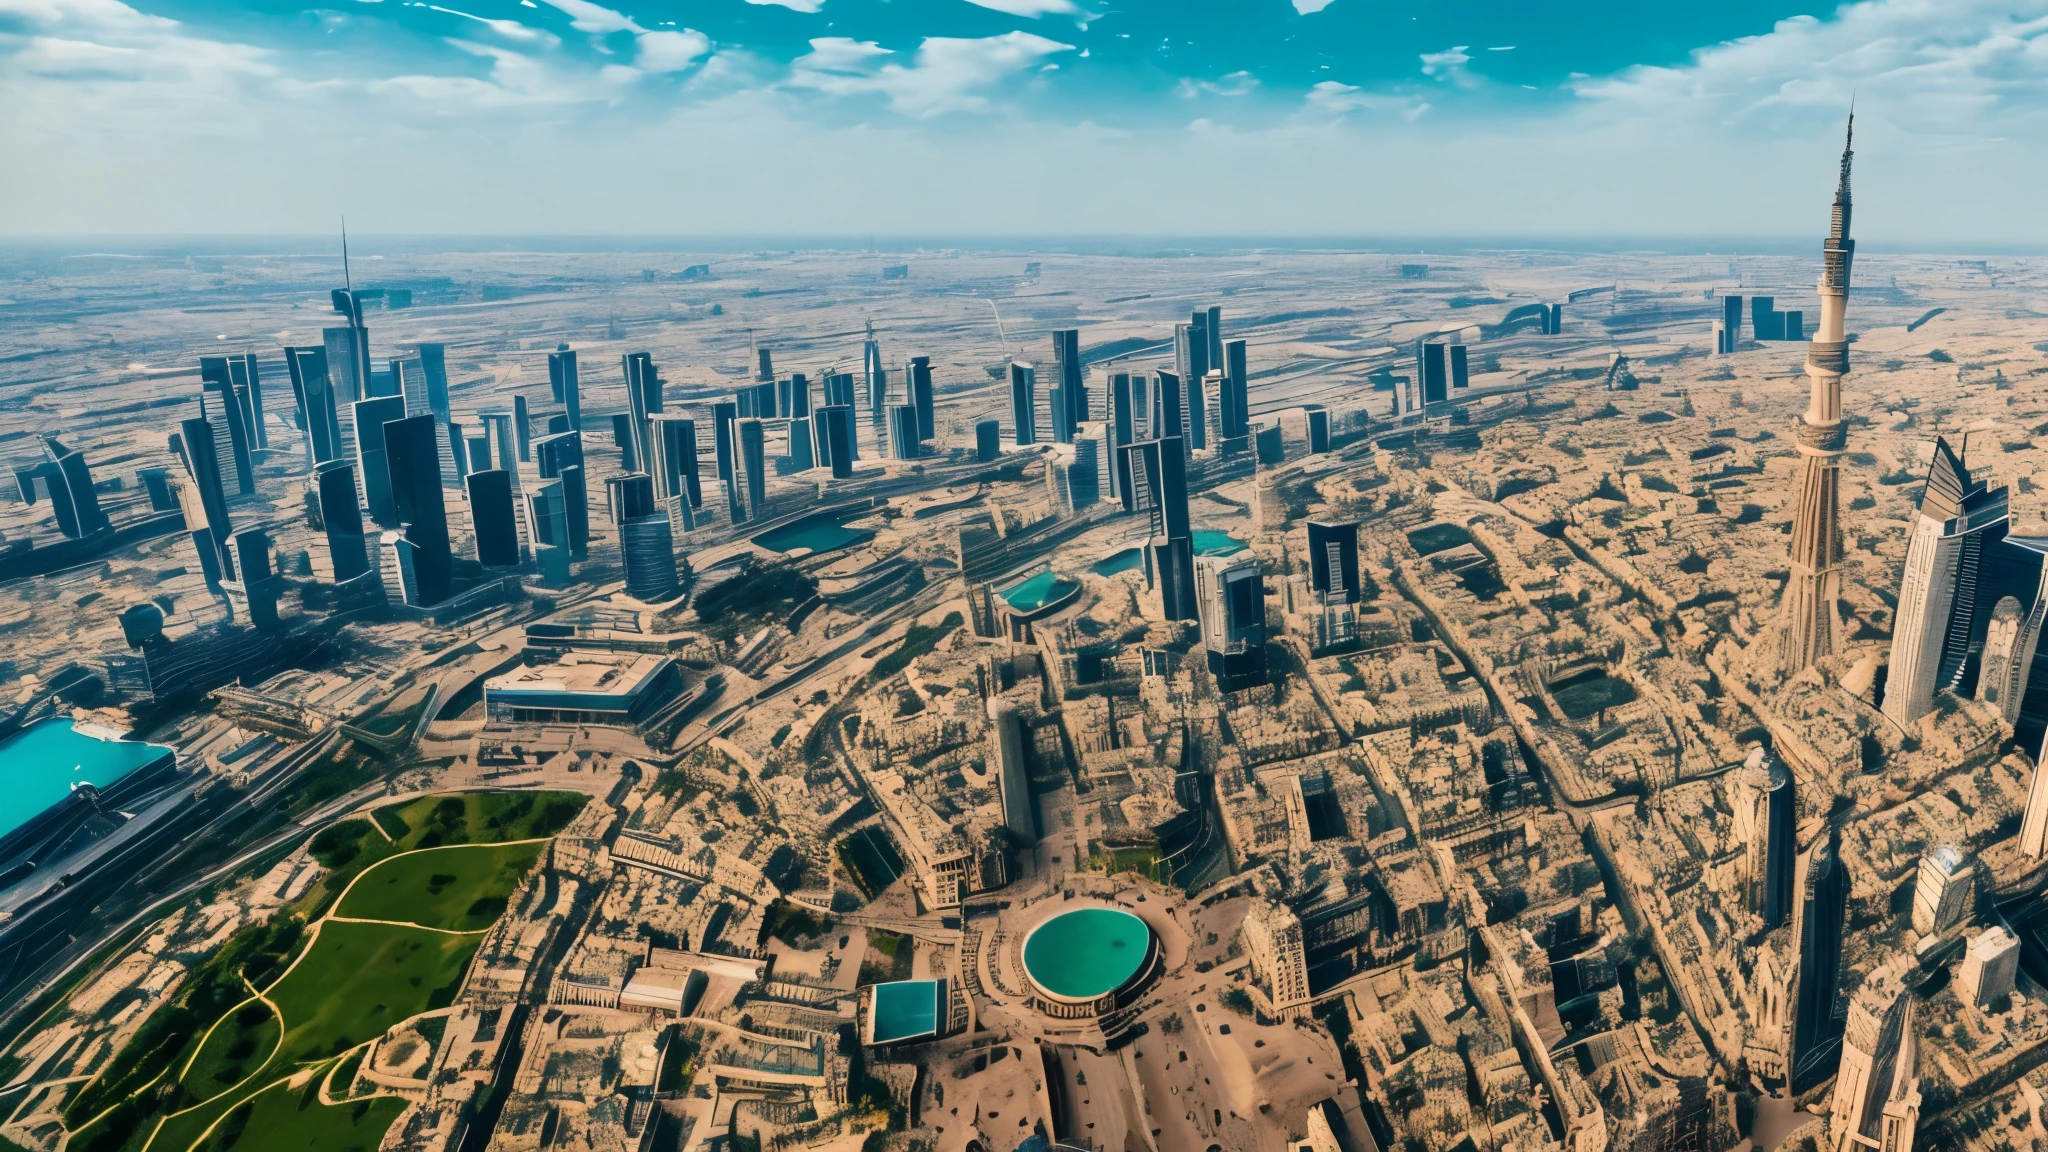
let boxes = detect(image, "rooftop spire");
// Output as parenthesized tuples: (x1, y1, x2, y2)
(1832, 111, 1855, 241)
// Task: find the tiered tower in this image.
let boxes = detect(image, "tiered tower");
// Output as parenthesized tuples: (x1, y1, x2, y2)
(1779, 115, 1857, 675)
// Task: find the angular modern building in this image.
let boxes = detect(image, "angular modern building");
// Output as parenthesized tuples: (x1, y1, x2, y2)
(383, 413, 453, 605)
(1730, 746, 1797, 928)
(1883, 437, 2021, 728)
(906, 356, 935, 443)
(1827, 968, 1919, 1152)
(352, 395, 407, 528)
(1051, 329, 1084, 444)
(889, 404, 921, 461)
(1779, 117, 1859, 675)
(607, 472, 678, 601)
(1009, 362, 1037, 446)
(1306, 520, 1361, 605)
(314, 459, 371, 583)
(1195, 551, 1267, 690)
(199, 356, 258, 496)
(818, 405, 856, 480)
(1222, 339, 1249, 441)
(863, 320, 887, 422)
(1787, 828, 1850, 1091)
(1174, 316, 1210, 450)
(548, 347, 582, 432)
(466, 468, 521, 569)
(286, 345, 345, 466)
(173, 416, 234, 581)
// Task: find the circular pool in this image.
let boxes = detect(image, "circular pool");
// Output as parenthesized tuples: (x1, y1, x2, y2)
(1020, 906, 1157, 1014)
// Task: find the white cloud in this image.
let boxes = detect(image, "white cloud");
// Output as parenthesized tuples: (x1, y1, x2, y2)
(535, 0, 639, 34)
(790, 30, 1073, 116)
(1572, 0, 2048, 139)
(1176, 69, 1257, 98)
(425, 5, 558, 47)
(636, 28, 708, 72)
(1419, 44, 1475, 86)
(959, 0, 1079, 17)
(1292, 0, 1337, 13)
(746, 0, 825, 10)
(1304, 79, 1428, 119)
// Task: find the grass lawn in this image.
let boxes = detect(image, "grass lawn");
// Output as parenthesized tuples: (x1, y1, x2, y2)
(180, 1001, 279, 1099)
(337, 842, 544, 932)
(268, 921, 478, 1064)
(196, 1078, 406, 1152)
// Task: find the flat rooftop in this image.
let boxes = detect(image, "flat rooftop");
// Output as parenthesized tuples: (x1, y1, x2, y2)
(485, 652, 674, 708)
(868, 978, 945, 1044)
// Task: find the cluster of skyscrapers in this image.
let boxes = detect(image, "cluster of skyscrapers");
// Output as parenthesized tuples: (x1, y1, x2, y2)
(1714, 293, 1806, 353)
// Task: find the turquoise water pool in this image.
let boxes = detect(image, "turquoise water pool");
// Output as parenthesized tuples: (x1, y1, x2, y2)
(1022, 907, 1152, 1002)
(0, 719, 173, 842)
(1091, 548, 1145, 576)
(1193, 530, 1246, 556)
(869, 979, 945, 1042)
(1001, 570, 1079, 612)
(753, 512, 875, 555)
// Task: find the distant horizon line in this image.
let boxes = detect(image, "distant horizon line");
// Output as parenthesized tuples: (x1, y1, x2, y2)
(1, 233, 2043, 259)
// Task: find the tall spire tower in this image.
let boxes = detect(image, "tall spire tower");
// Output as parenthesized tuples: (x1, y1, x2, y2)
(1778, 114, 1857, 675)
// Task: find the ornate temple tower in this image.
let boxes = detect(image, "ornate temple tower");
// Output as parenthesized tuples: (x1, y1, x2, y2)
(1779, 116, 1857, 675)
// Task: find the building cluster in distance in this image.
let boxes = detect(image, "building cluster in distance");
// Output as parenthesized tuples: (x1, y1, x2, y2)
(13, 116, 2048, 1152)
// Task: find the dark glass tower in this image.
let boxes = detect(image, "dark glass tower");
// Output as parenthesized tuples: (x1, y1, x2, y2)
(1010, 362, 1036, 446)
(466, 468, 520, 569)
(1051, 329, 1084, 444)
(1790, 827, 1849, 1092)
(352, 395, 408, 528)
(200, 356, 257, 496)
(1306, 521, 1361, 605)
(383, 413, 453, 605)
(548, 348, 581, 432)
(314, 459, 371, 583)
(907, 356, 934, 442)
(286, 345, 344, 465)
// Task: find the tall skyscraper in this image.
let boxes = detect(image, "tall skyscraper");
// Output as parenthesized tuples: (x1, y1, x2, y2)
(787, 417, 815, 472)
(1306, 521, 1361, 604)
(975, 419, 1001, 463)
(1788, 827, 1849, 1091)
(417, 342, 449, 420)
(1779, 117, 1858, 676)
(712, 401, 738, 488)
(1223, 340, 1249, 441)
(1051, 329, 1084, 444)
(1910, 844, 1975, 938)
(1883, 438, 2010, 727)
(477, 411, 520, 489)
(548, 348, 582, 432)
(622, 351, 662, 477)
(1828, 971, 1918, 1152)
(1721, 295, 1744, 353)
(907, 356, 934, 442)
(199, 357, 257, 496)
(37, 436, 108, 540)
(286, 346, 344, 466)
(352, 395, 407, 529)
(466, 469, 520, 569)
(1109, 372, 1137, 505)
(756, 346, 774, 383)
(1306, 407, 1330, 454)
(649, 414, 700, 508)
(738, 418, 767, 516)
(322, 320, 370, 406)
(512, 395, 531, 462)
(314, 459, 371, 583)
(888, 404, 921, 461)
(1009, 362, 1037, 446)
(1730, 746, 1797, 928)
(607, 472, 678, 601)
(382, 413, 453, 606)
(225, 352, 267, 449)
(1156, 370, 1186, 459)
(523, 479, 567, 551)
(818, 405, 856, 480)
(394, 354, 458, 489)
(559, 463, 589, 557)
(1196, 552, 1267, 690)
(863, 320, 887, 422)
(1175, 317, 1210, 450)
(1449, 344, 1469, 390)
(174, 416, 234, 580)
(222, 527, 284, 630)
(1416, 341, 1449, 407)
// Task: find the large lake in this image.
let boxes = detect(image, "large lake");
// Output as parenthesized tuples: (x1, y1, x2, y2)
(0, 719, 173, 842)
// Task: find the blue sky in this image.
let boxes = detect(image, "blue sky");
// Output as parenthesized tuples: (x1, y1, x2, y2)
(5, 0, 2048, 239)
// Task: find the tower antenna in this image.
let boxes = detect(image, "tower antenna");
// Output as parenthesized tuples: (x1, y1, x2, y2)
(341, 216, 353, 294)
